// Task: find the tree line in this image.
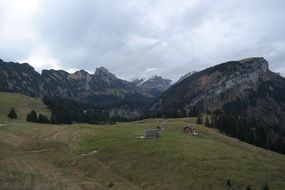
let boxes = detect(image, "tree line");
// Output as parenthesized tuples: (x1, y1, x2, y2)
(42, 97, 119, 124)
(26, 110, 50, 123)
(208, 110, 285, 155)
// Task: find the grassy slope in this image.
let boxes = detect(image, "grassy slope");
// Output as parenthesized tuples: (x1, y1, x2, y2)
(0, 92, 51, 121)
(0, 119, 284, 190)
(0, 93, 284, 189)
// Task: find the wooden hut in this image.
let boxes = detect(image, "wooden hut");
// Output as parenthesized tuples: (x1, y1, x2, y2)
(183, 125, 198, 135)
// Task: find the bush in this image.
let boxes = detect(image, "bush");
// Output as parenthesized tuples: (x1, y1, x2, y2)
(7, 108, 17, 119)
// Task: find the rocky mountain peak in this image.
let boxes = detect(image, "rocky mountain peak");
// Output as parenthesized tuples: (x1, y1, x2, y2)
(70, 69, 90, 80)
(131, 78, 145, 87)
(95, 67, 113, 75)
(238, 57, 269, 73)
(42, 69, 69, 78)
(148, 75, 172, 83)
(138, 75, 172, 96)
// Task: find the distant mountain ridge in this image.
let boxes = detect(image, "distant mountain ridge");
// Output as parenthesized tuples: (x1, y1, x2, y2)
(0, 59, 171, 119)
(132, 76, 172, 97)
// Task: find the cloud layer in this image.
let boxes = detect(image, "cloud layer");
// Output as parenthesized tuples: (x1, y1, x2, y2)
(1, 0, 285, 80)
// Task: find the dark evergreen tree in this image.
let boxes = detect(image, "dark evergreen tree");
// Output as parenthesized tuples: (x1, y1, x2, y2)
(38, 114, 50, 123)
(225, 179, 232, 189)
(189, 106, 198, 117)
(26, 110, 38, 122)
(7, 107, 17, 119)
(261, 183, 270, 190)
(246, 185, 251, 190)
(205, 116, 211, 127)
(196, 113, 203, 124)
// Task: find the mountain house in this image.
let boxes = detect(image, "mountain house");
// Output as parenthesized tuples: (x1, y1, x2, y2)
(184, 125, 198, 135)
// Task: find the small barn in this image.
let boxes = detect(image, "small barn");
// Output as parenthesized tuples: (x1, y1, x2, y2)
(144, 129, 160, 138)
(183, 125, 198, 135)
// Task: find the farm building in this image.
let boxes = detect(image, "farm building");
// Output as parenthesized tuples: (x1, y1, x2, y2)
(144, 129, 160, 138)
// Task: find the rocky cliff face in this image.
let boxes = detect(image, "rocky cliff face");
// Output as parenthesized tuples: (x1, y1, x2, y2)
(0, 59, 46, 97)
(151, 57, 285, 127)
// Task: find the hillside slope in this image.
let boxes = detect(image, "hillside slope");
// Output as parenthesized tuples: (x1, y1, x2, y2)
(0, 92, 51, 121)
(151, 57, 285, 127)
(0, 118, 284, 189)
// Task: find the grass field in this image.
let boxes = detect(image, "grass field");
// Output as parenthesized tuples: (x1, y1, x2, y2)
(0, 92, 51, 121)
(0, 93, 285, 190)
(0, 119, 285, 190)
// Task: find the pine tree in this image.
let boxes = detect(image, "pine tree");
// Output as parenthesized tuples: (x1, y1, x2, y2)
(261, 183, 270, 190)
(38, 114, 50, 123)
(7, 107, 17, 119)
(225, 179, 232, 189)
(205, 116, 211, 127)
(246, 185, 251, 190)
(26, 110, 38, 122)
(196, 113, 203, 124)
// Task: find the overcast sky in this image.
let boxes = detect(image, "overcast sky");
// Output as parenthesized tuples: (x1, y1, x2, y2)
(0, 0, 285, 81)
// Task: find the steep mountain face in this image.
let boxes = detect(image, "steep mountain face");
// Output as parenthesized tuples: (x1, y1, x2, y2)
(132, 76, 172, 97)
(41, 66, 145, 105)
(0, 60, 152, 115)
(151, 57, 285, 127)
(0, 59, 47, 97)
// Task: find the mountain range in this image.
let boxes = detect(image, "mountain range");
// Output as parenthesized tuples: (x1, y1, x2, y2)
(1, 57, 285, 128)
(0, 59, 171, 107)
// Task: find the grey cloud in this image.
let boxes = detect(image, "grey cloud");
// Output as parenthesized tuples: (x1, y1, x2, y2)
(0, 0, 285, 80)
